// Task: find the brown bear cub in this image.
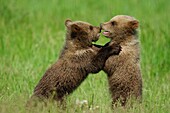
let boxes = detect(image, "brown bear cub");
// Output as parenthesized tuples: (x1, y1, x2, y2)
(101, 15, 142, 107)
(28, 19, 121, 107)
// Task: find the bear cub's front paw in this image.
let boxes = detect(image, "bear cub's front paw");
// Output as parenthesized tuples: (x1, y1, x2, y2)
(110, 43, 121, 55)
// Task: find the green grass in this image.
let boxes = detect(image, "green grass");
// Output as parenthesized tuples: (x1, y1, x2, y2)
(0, 0, 170, 112)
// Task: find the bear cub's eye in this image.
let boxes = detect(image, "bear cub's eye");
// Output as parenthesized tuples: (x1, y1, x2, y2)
(89, 26, 93, 30)
(111, 21, 116, 26)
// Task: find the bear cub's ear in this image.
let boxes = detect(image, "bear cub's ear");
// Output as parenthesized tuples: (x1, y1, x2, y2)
(65, 19, 72, 27)
(71, 24, 81, 32)
(71, 24, 82, 38)
(129, 20, 139, 29)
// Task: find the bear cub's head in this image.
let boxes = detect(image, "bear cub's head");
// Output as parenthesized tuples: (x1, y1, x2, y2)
(65, 19, 101, 46)
(101, 15, 139, 39)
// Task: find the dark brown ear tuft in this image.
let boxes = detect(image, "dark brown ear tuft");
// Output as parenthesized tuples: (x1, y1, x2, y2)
(71, 24, 81, 32)
(71, 25, 88, 39)
(70, 24, 81, 38)
(65, 19, 72, 27)
(129, 20, 139, 29)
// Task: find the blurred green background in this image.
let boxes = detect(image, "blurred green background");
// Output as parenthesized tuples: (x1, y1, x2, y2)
(0, 0, 170, 113)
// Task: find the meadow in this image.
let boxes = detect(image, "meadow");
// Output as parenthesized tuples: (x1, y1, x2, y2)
(0, 0, 170, 112)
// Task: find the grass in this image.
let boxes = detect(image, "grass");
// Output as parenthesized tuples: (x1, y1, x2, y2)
(0, 0, 170, 112)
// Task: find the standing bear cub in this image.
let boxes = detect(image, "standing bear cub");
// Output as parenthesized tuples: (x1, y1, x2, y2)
(28, 19, 121, 106)
(101, 15, 142, 107)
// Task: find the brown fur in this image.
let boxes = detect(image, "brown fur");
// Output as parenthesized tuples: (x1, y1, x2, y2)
(27, 19, 121, 107)
(101, 15, 142, 107)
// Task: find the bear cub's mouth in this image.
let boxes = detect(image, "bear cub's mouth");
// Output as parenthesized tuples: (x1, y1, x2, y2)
(102, 30, 111, 37)
(96, 33, 100, 38)
(92, 33, 100, 42)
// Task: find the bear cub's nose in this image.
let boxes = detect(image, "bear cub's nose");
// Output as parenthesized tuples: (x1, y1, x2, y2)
(100, 23, 103, 32)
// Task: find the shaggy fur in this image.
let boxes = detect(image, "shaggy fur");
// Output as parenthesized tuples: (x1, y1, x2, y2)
(27, 19, 121, 107)
(101, 15, 142, 107)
